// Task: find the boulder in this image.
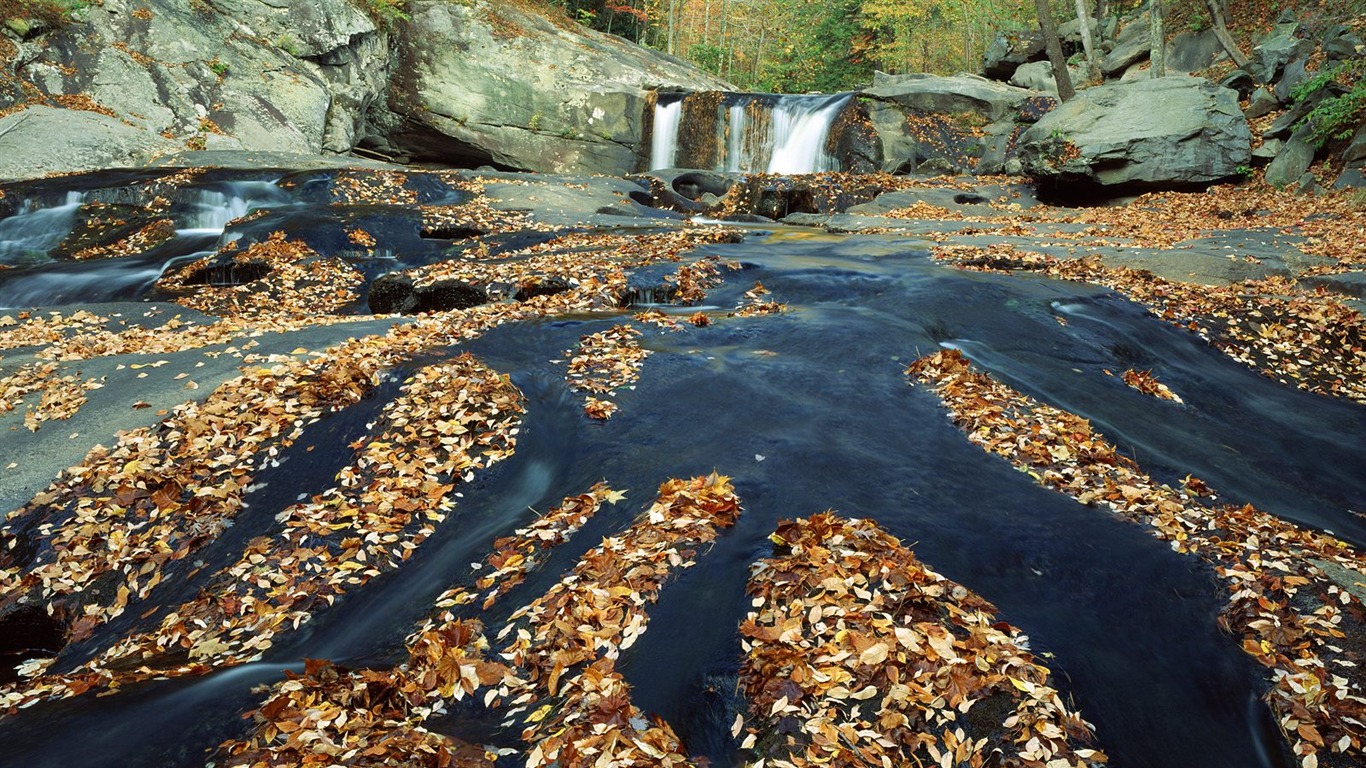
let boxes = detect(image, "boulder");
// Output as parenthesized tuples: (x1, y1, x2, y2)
(1009, 61, 1086, 97)
(1244, 87, 1279, 120)
(864, 73, 1032, 123)
(380, 0, 730, 174)
(862, 75, 1037, 175)
(981, 32, 1046, 81)
(1017, 76, 1250, 190)
(1102, 20, 1152, 76)
(1264, 129, 1315, 188)
(0, 106, 177, 181)
(0, 0, 390, 177)
(1166, 29, 1224, 73)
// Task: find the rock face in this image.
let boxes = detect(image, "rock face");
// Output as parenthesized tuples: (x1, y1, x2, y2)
(862, 73, 1045, 175)
(1017, 76, 1250, 190)
(0, 0, 726, 179)
(374, 0, 729, 174)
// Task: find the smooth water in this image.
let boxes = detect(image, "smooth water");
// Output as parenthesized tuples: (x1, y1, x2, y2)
(3, 224, 1361, 767)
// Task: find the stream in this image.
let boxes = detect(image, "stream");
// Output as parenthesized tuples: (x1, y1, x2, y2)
(3, 173, 1365, 768)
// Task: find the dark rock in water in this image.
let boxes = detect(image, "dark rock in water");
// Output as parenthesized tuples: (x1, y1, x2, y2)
(49, 203, 175, 261)
(827, 99, 883, 174)
(415, 279, 488, 313)
(368, 272, 416, 314)
(672, 171, 735, 201)
(724, 175, 889, 220)
(513, 276, 572, 302)
(367, 273, 489, 314)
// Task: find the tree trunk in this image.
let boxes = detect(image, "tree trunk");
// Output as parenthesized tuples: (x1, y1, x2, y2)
(667, 0, 678, 55)
(1095, 0, 1107, 24)
(1035, 0, 1076, 101)
(1148, 0, 1165, 78)
(1073, 0, 1101, 82)
(1204, 0, 1249, 68)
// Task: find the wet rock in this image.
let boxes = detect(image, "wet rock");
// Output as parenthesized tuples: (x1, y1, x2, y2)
(367, 272, 488, 314)
(513, 276, 572, 302)
(1018, 77, 1250, 190)
(368, 272, 416, 314)
(414, 279, 488, 313)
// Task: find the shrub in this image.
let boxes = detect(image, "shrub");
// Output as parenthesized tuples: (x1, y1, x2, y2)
(1293, 60, 1366, 149)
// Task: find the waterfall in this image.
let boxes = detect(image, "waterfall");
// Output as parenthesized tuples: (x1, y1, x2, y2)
(650, 91, 853, 174)
(649, 97, 684, 171)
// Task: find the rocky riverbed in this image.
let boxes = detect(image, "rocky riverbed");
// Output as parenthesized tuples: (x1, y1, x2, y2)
(1, 160, 1365, 768)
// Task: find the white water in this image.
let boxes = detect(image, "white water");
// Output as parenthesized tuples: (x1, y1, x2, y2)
(182, 180, 287, 233)
(649, 99, 683, 170)
(766, 94, 849, 174)
(650, 92, 852, 174)
(0, 192, 87, 265)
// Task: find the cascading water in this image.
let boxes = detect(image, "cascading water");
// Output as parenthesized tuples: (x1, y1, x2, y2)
(649, 98, 683, 172)
(0, 178, 290, 309)
(179, 180, 288, 234)
(650, 91, 853, 174)
(0, 192, 87, 266)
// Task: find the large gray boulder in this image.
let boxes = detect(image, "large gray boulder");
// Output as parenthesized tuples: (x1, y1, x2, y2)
(378, 0, 730, 174)
(1017, 76, 1250, 189)
(0, 106, 178, 180)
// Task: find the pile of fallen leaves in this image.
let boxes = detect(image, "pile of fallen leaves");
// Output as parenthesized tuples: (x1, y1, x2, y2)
(739, 511, 1106, 768)
(908, 349, 1366, 768)
(563, 324, 650, 420)
(2, 352, 523, 710)
(1119, 368, 1184, 403)
(218, 474, 741, 768)
(934, 247, 1366, 405)
(159, 232, 364, 318)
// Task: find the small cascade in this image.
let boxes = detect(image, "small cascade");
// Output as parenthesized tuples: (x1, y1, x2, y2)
(0, 192, 87, 266)
(178, 180, 289, 234)
(650, 91, 854, 174)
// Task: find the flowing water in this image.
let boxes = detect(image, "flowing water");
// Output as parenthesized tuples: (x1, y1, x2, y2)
(3, 183, 1363, 767)
(651, 92, 853, 173)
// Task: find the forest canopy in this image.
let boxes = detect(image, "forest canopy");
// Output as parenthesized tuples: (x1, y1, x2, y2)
(538, 0, 1364, 93)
